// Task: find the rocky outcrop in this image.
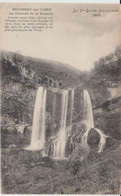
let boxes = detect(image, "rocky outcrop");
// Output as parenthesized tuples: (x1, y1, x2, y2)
(94, 96, 121, 113)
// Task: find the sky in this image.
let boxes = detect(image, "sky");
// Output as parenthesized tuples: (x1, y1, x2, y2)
(0, 3, 120, 71)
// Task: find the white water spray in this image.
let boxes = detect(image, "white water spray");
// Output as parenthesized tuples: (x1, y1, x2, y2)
(94, 128, 109, 153)
(70, 89, 74, 127)
(82, 89, 108, 153)
(26, 86, 107, 155)
(28, 86, 47, 150)
(83, 89, 94, 129)
(53, 90, 68, 158)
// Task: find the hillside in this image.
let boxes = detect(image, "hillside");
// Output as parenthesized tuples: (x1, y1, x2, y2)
(78, 46, 121, 140)
(1, 50, 81, 125)
(1, 50, 80, 84)
(1, 47, 121, 194)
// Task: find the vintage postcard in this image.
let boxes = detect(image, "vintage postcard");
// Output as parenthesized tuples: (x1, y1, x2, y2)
(0, 3, 121, 194)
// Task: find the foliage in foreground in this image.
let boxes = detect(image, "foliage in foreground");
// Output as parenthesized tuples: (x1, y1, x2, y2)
(1, 139, 121, 194)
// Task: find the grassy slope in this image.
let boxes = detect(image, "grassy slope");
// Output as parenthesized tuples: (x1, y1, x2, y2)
(1, 140, 121, 194)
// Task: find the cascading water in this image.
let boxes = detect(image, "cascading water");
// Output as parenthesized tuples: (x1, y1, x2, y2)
(25, 85, 106, 155)
(82, 89, 94, 143)
(70, 89, 74, 127)
(53, 90, 68, 158)
(83, 89, 94, 129)
(52, 93, 56, 124)
(28, 86, 47, 150)
(82, 89, 108, 152)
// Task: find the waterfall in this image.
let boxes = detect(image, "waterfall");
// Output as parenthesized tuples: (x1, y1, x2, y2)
(94, 128, 108, 153)
(83, 89, 94, 129)
(82, 89, 94, 143)
(70, 89, 74, 127)
(28, 86, 47, 150)
(25, 86, 106, 155)
(53, 90, 68, 158)
(82, 90, 108, 153)
(52, 93, 56, 124)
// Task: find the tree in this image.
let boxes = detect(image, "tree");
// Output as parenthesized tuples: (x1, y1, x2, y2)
(94, 57, 106, 73)
(105, 53, 114, 64)
(114, 45, 121, 60)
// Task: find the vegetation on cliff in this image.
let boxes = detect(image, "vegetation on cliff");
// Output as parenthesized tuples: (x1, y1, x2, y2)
(1, 45, 121, 194)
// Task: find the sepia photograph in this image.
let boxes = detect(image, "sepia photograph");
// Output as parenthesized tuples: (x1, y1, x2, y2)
(0, 3, 121, 194)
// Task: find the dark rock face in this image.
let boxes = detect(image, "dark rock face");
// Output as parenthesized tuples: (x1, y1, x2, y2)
(23, 126, 32, 135)
(87, 128, 100, 148)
